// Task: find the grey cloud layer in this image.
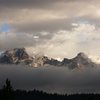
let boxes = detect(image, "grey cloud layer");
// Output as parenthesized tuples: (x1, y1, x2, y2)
(0, 0, 100, 33)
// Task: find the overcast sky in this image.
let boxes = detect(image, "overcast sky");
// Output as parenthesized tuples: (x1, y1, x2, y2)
(0, 0, 100, 61)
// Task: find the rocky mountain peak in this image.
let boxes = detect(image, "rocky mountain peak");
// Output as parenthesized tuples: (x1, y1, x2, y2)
(75, 52, 92, 64)
(77, 52, 88, 59)
(0, 48, 33, 64)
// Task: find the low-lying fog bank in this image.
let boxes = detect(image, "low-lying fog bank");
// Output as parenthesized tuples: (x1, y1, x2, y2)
(0, 64, 100, 94)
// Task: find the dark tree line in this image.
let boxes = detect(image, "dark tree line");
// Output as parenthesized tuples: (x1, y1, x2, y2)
(0, 79, 100, 100)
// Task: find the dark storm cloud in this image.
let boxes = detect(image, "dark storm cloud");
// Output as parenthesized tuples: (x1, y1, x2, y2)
(0, 0, 68, 8)
(0, 0, 95, 9)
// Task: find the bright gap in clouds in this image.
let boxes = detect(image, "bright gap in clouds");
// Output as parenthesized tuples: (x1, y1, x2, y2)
(0, 22, 11, 33)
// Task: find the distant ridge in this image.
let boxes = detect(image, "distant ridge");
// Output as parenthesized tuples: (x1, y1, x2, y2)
(0, 48, 97, 69)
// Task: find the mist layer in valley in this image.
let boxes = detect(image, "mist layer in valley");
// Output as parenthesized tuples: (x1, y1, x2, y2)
(0, 64, 100, 94)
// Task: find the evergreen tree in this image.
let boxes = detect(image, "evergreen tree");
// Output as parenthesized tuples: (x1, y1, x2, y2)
(1, 78, 14, 100)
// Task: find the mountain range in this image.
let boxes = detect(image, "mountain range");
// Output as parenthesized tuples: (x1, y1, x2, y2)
(0, 48, 97, 69)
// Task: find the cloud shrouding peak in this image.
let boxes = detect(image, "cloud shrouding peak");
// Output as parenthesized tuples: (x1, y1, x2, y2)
(33, 23, 100, 61)
(0, 23, 97, 63)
